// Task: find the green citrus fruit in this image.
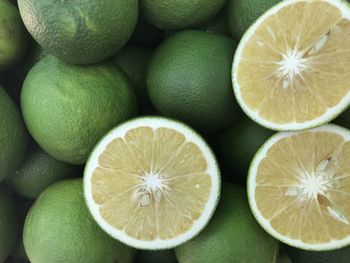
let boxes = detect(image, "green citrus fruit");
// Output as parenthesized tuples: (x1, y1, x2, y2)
(147, 30, 238, 131)
(198, 8, 230, 36)
(0, 86, 28, 182)
(23, 179, 135, 263)
(134, 250, 178, 263)
(18, 0, 138, 64)
(227, 0, 281, 40)
(141, 0, 225, 30)
(7, 144, 79, 199)
(175, 183, 279, 263)
(111, 46, 153, 104)
(21, 55, 137, 165)
(285, 245, 350, 263)
(220, 119, 274, 181)
(0, 187, 20, 262)
(0, 0, 27, 70)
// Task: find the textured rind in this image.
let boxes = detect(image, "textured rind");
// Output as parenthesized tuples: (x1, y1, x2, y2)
(0, 87, 28, 181)
(0, 187, 19, 262)
(147, 30, 238, 132)
(227, 0, 281, 40)
(23, 179, 135, 263)
(0, 0, 28, 70)
(18, 0, 138, 64)
(21, 56, 137, 164)
(7, 145, 78, 199)
(175, 183, 279, 263)
(141, 0, 225, 30)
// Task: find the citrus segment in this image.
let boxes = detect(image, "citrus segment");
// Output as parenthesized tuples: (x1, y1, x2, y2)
(84, 117, 220, 249)
(248, 125, 350, 250)
(233, 0, 350, 130)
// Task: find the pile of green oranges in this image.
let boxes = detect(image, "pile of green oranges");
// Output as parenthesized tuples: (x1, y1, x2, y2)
(1, 0, 350, 263)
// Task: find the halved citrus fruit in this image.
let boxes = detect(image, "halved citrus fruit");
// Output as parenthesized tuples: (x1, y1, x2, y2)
(84, 117, 220, 250)
(233, 0, 350, 131)
(248, 124, 350, 250)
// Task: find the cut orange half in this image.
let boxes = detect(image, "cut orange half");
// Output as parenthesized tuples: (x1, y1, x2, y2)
(84, 117, 220, 250)
(233, 0, 350, 131)
(248, 124, 350, 250)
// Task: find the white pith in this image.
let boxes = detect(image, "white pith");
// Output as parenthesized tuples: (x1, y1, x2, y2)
(248, 124, 350, 250)
(84, 117, 220, 250)
(285, 157, 350, 225)
(232, 0, 350, 131)
(135, 173, 171, 208)
(276, 45, 308, 89)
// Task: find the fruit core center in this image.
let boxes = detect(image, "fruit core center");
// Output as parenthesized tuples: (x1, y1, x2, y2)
(276, 48, 308, 89)
(274, 31, 331, 90)
(299, 174, 331, 200)
(144, 173, 162, 190)
(134, 173, 171, 208)
(286, 158, 335, 201)
(284, 156, 350, 224)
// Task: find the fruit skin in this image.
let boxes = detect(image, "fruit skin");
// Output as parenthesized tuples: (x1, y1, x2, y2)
(21, 55, 137, 165)
(134, 250, 178, 263)
(23, 179, 135, 263)
(111, 46, 153, 105)
(0, 0, 27, 70)
(0, 187, 20, 262)
(175, 183, 279, 263)
(220, 119, 274, 181)
(198, 8, 231, 36)
(147, 30, 238, 132)
(141, 0, 225, 30)
(18, 0, 138, 64)
(227, 0, 281, 40)
(7, 144, 79, 199)
(285, 245, 350, 263)
(0, 87, 28, 182)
